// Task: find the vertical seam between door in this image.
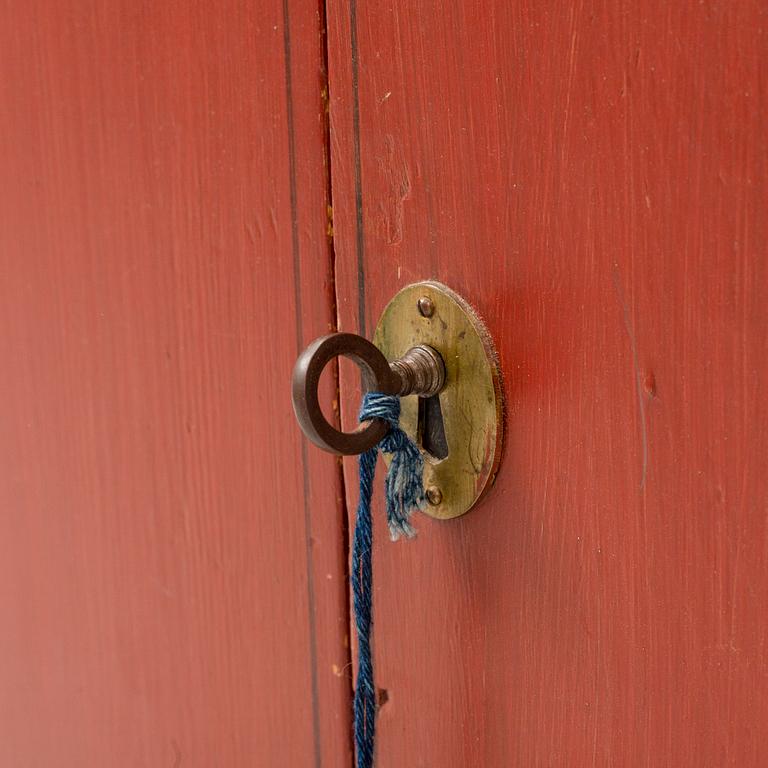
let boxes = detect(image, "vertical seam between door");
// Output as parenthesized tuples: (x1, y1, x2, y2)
(320, 0, 357, 765)
(349, 0, 367, 337)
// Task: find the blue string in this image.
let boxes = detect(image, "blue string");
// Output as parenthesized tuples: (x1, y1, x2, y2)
(352, 392, 426, 768)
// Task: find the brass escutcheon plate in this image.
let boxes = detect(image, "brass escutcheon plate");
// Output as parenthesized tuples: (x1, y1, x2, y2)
(373, 281, 503, 519)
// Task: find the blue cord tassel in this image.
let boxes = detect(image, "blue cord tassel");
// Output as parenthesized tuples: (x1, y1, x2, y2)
(351, 392, 425, 768)
(359, 392, 426, 540)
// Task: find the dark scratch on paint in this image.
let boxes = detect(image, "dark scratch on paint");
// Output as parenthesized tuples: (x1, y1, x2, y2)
(612, 268, 649, 491)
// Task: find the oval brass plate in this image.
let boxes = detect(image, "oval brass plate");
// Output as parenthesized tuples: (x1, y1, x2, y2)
(373, 281, 503, 519)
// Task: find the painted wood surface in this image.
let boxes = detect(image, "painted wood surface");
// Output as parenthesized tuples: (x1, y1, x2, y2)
(327, 2, 767, 765)
(0, 2, 351, 766)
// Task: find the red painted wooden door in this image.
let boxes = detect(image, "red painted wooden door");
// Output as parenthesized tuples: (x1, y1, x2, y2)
(325, 2, 767, 766)
(1, 1, 766, 767)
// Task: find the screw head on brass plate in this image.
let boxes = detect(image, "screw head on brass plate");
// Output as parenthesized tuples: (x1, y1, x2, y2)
(417, 295, 435, 317)
(373, 281, 504, 520)
(425, 486, 443, 506)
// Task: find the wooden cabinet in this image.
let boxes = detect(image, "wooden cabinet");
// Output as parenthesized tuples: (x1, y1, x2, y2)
(1, 1, 765, 765)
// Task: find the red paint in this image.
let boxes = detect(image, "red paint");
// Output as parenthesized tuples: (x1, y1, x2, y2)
(0, 1, 350, 766)
(2, 1, 766, 765)
(328, 1, 767, 765)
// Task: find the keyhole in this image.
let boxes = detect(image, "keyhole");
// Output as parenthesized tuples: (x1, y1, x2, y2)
(418, 394, 449, 461)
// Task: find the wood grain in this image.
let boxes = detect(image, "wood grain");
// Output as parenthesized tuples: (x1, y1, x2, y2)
(327, 1, 768, 765)
(0, 1, 350, 766)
